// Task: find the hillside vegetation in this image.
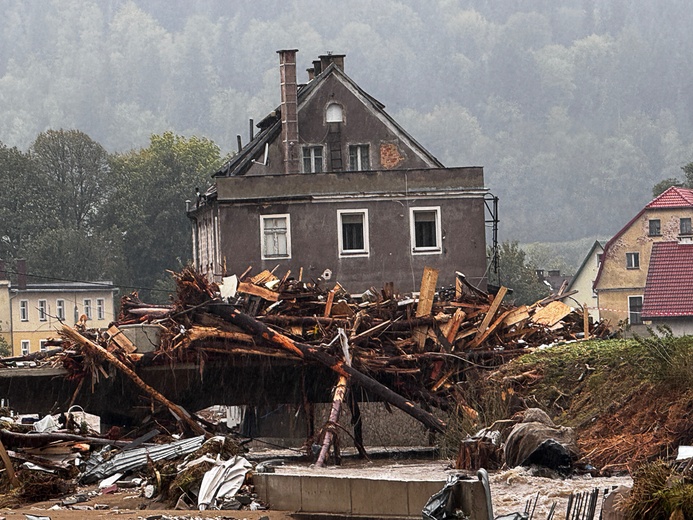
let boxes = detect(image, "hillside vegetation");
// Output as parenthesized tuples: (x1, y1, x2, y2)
(460, 331, 693, 471)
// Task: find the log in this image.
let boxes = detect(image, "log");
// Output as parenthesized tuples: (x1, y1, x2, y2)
(315, 375, 347, 467)
(0, 428, 134, 449)
(205, 303, 446, 433)
(60, 325, 207, 437)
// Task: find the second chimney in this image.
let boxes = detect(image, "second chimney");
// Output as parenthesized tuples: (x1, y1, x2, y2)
(277, 49, 300, 174)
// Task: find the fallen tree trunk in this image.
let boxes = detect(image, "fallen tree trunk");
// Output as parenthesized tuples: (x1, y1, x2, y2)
(204, 303, 447, 433)
(61, 325, 207, 437)
(0, 428, 134, 449)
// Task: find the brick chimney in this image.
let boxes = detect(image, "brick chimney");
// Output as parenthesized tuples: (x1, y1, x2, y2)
(17, 258, 26, 290)
(319, 53, 345, 72)
(277, 49, 300, 174)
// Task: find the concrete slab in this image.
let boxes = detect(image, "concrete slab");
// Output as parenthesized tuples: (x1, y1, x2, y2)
(351, 478, 410, 516)
(408, 480, 447, 516)
(255, 473, 303, 512)
(301, 475, 351, 513)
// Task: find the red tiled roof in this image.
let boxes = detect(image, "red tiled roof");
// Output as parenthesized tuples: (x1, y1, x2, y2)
(642, 241, 693, 317)
(646, 186, 693, 209)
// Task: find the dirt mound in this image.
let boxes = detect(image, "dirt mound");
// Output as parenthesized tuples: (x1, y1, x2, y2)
(460, 336, 693, 471)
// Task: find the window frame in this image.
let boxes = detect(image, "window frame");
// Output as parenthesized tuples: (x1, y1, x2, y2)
(628, 295, 643, 325)
(260, 214, 292, 260)
(626, 252, 640, 269)
(302, 145, 324, 173)
(21, 340, 29, 356)
(410, 207, 443, 255)
(680, 217, 692, 235)
(38, 299, 47, 322)
(84, 299, 92, 320)
(648, 219, 661, 236)
(96, 298, 105, 321)
(348, 144, 370, 171)
(40, 340, 47, 352)
(56, 299, 65, 321)
(325, 103, 344, 123)
(337, 209, 369, 257)
(19, 300, 28, 322)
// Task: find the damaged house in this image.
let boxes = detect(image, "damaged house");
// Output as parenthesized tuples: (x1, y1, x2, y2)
(188, 50, 491, 293)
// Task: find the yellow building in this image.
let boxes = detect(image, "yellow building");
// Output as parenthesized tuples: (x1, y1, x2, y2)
(0, 278, 117, 356)
(594, 186, 693, 331)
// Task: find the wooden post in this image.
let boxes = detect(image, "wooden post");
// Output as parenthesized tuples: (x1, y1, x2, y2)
(324, 290, 335, 318)
(0, 439, 19, 489)
(583, 303, 590, 341)
(414, 267, 439, 351)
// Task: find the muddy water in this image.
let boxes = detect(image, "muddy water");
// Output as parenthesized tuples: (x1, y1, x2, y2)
(271, 459, 632, 519)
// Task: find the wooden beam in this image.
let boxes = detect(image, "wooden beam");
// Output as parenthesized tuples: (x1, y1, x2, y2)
(416, 267, 439, 317)
(61, 325, 207, 437)
(475, 286, 507, 339)
(237, 281, 279, 301)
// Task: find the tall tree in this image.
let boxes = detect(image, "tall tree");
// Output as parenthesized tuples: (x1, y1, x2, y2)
(491, 241, 550, 305)
(30, 129, 110, 231)
(0, 142, 44, 262)
(105, 132, 223, 301)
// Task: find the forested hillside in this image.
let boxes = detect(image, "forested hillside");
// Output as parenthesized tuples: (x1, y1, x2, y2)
(1, 0, 693, 263)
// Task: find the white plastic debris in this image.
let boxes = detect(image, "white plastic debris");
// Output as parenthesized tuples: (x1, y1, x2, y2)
(197, 455, 252, 510)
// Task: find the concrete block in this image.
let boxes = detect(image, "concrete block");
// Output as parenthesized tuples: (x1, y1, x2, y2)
(301, 475, 351, 513)
(351, 478, 409, 516)
(408, 480, 447, 516)
(256, 474, 302, 512)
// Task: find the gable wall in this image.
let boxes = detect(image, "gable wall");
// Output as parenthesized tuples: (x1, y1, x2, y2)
(596, 207, 693, 327)
(297, 74, 433, 171)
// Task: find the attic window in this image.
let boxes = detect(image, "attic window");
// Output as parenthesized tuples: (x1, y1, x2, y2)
(326, 103, 343, 123)
(680, 217, 692, 235)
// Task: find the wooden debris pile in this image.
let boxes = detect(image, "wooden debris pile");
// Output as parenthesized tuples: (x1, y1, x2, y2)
(0, 266, 611, 467)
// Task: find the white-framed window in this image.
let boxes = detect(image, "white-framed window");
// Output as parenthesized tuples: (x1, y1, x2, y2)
(40, 340, 47, 352)
(680, 217, 692, 235)
(21, 340, 29, 356)
(56, 299, 65, 321)
(626, 252, 640, 269)
(97, 299, 105, 320)
(349, 144, 370, 171)
(38, 299, 47, 321)
(326, 103, 344, 123)
(338, 209, 369, 257)
(261, 214, 291, 259)
(19, 300, 28, 321)
(629, 295, 643, 325)
(410, 207, 442, 254)
(302, 145, 323, 173)
(84, 299, 92, 320)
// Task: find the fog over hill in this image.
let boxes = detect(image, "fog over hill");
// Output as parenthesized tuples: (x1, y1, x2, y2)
(2, 0, 693, 243)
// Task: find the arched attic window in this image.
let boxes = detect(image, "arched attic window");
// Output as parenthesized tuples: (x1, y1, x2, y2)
(326, 103, 344, 123)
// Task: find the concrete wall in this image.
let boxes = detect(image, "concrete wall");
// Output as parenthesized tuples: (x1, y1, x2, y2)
(208, 168, 487, 293)
(254, 473, 490, 518)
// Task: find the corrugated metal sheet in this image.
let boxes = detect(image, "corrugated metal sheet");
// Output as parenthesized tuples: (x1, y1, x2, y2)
(80, 435, 205, 484)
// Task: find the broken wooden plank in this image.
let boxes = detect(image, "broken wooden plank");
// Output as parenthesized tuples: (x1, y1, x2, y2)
(0, 439, 19, 489)
(107, 325, 137, 354)
(531, 300, 572, 327)
(415, 267, 439, 351)
(237, 281, 279, 302)
(324, 289, 335, 317)
(475, 286, 508, 338)
(502, 305, 530, 328)
(442, 309, 466, 345)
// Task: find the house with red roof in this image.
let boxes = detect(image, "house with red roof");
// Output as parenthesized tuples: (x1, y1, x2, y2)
(642, 241, 693, 334)
(594, 186, 693, 332)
